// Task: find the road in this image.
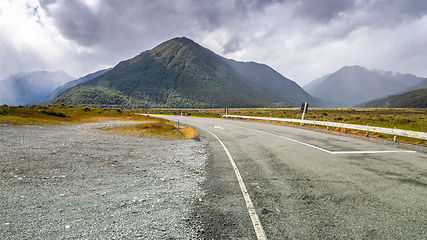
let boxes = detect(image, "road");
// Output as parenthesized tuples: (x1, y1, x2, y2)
(154, 115, 427, 239)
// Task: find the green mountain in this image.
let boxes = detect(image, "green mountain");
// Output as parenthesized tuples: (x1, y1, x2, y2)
(361, 88, 427, 108)
(52, 37, 321, 108)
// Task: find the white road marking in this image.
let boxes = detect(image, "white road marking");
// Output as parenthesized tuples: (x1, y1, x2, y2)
(214, 126, 224, 129)
(330, 150, 416, 154)
(202, 127, 267, 240)
(230, 125, 416, 155)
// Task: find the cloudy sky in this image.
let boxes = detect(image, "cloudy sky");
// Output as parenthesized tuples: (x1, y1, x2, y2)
(1, 0, 426, 86)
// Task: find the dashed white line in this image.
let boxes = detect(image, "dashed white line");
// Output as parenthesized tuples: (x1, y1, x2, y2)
(202, 127, 267, 240)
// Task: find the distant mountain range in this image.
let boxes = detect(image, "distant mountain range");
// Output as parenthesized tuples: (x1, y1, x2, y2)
(0, 71, 73, 106)
(34, 68, 111, 105)
(405, 78, 427, 92)
(3, 38, 425, 109)
(358, 78, 427, 108)
(51, 37, 322, 108)
(303, 66, 424, 107)
(360, 88, 427, 108)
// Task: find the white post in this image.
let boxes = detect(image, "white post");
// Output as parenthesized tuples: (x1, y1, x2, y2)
(300, 103, 307, 126)
(394, 127, 397, 141)
(366, 124, 369, 137)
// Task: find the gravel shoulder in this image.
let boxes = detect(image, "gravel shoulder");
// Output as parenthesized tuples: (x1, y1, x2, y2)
(0, 121, 208, 239)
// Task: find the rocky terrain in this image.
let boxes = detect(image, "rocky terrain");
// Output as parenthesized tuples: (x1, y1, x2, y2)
(0, 121, 207, 239)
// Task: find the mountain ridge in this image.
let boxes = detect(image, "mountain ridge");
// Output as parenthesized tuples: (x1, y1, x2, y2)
(304, 65, 424, 107)
(0, 71, 73, 106)
(52, 37, 322, 108)
(35, 68, 111, 105)
(359, 88, 427, 108)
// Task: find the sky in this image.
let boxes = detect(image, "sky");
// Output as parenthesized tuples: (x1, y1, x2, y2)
(1, 0, 426, 86)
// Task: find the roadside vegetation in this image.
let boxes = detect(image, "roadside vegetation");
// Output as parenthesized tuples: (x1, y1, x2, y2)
(0, 104, 195, 139)
(3, 105, 424, 143)
(142, 107, 427, 145)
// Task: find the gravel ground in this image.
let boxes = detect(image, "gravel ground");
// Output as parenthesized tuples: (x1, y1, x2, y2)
(0, 121, 208, 239)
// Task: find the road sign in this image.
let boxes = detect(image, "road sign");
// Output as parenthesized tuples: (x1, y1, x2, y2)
(300, 102, 308, 113)
(300, 102, 308, 125)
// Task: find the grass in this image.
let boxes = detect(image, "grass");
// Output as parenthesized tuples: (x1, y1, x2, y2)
(141, 107, 427, 145)
(4, 105, 423, 143)
(102, 119, 198, 139)
(0, 104, 196, 139)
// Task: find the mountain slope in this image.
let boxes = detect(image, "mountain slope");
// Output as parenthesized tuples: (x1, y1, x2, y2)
(306, 66, 423, 107)
(405, 78, 427, 92)
(361, 89, 427, 108)
(36, 68, 111, 105)
(0, 71, 73, 106)
(372, 70, 424, 89)
(52, 37, 320, 108)
(226, 60, 321, 105)
(303, 73, 332, 93)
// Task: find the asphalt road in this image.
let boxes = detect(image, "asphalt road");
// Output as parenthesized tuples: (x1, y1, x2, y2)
(154, 115, 427, 239)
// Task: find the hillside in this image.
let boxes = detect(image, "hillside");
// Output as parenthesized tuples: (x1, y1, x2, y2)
(0, 71, 73, 106)
(361, 89, 427, 108)
(405, 78, 427, 92)
(303, 73, 332, 93)
(305, 66, 424, 107)
(35, 68, 111, 105)
(52, 37, 321, 108)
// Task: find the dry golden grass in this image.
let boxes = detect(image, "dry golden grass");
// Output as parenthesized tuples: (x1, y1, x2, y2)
(0, 104, 151, 125)
(0, 105, 198, 139)
(102, 120, 198, 139)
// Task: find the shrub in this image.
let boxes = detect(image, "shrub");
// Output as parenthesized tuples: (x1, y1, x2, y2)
(40, 110, 67, 118)
(0, 109, 8, 115)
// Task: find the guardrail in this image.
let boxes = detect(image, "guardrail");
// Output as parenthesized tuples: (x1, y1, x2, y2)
(223, 115, 427, 141)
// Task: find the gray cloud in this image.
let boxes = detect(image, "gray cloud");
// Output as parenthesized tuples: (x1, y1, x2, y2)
(223, 35, 243, 54)
(293, 0, 355, 23)
(234, 0, 286, 14)
(1, 0, 426, 85)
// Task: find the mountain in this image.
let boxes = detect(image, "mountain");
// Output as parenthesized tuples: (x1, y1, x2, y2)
(0, 71, 73, 106)
(405, 78, 427, 92)
(52, 37, 321, 108)
(360, 89, 427, 108)
(35, 68, 111, 105)
(303, 73, 332, 93)
(304, 66, 424, 107)
(372, 69, 423, 89)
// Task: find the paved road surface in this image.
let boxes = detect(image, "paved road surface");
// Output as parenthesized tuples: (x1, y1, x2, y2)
(154, 115, 427, 239)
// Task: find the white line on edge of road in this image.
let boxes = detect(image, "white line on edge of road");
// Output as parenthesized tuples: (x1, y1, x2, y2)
(220, 123, 416, 154)
(252, 129, 416, 154)
(202, 127, 267, 240)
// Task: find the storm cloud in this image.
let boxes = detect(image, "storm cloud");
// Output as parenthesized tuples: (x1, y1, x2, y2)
(1, 0, 426, 85)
